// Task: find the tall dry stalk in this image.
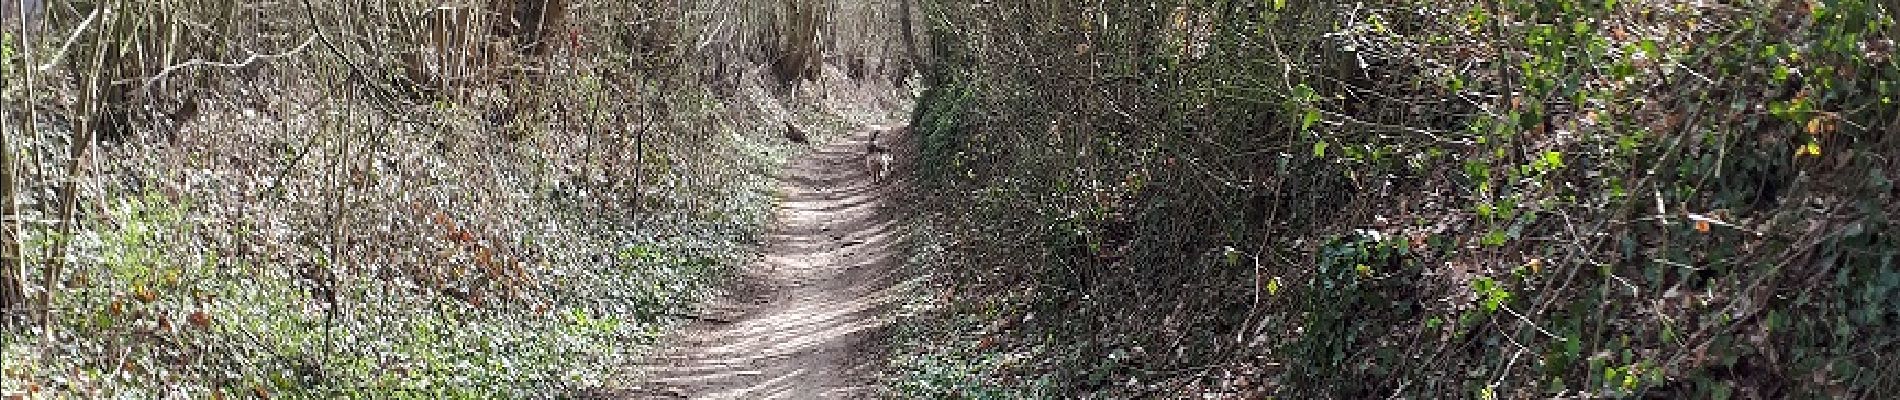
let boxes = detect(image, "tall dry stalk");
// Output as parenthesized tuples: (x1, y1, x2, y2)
(1, 0, 46, 325)
(42, 0, 116, 328)
(0, 28, 21, 322)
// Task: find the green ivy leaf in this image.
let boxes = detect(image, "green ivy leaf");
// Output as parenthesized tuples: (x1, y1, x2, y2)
(1312, 141, 1328, 158)
(1482, 230, 1508, 246)
(1292, 83, 1315, 100)
(1542, 151, 1565, 169)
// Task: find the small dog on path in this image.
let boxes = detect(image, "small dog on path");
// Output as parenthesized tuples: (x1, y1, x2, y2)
(784, 121, 809, 144)
(867, 130, 893, 183)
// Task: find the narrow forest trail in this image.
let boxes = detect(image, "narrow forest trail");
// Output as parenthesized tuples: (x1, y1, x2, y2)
(613, 124, 913, 399)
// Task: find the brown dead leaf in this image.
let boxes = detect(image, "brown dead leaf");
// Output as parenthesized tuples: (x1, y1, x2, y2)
(449, 229, 475, 243)
(189, 311, 212, 330)
(476, 247, 494, 270)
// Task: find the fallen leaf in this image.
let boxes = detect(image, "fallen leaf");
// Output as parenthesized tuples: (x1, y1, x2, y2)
(449, 229, 475, 243)
(188, 311, 212, 330)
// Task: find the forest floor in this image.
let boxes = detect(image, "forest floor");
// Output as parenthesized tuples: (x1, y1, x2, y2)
(605, 118, 914, 399)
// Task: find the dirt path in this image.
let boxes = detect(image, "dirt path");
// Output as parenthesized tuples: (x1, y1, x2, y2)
(613, 126, 911, 399)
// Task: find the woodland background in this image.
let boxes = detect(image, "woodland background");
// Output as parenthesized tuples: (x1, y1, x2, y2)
(2, 0, 1898, 398)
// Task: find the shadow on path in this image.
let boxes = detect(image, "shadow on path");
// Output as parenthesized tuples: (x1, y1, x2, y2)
(604, 125, 917, 399)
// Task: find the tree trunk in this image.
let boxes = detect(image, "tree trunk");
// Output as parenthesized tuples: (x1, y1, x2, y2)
(632, 115, 645, 215)
(897, 0, 916, 70)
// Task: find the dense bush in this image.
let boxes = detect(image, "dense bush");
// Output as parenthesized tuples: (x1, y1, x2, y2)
(897, 0, 1900, 397)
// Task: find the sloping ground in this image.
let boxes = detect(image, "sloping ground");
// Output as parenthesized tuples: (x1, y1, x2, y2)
(0, 5, 798, 397)
(892, 0, 1898, 398)
(0, 62, 797, 398)
(596, 124, 915, 399)
(0, 0, 923, 397)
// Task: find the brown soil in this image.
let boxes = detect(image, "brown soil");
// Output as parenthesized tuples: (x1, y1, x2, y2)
(607, 125, 913, 399)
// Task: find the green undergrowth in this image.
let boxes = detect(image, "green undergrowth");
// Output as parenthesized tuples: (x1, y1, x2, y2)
(1, 122, 788, 398)
(886, 218, 1057, 400)
(897, 0, 1900, 397)
(0, 0, 908, 396)
(1, 68, 795, 400)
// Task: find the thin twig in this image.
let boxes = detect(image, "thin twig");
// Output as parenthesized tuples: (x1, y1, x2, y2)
(293, 0, 431, 127)
(34, 5, 103, 72)
(124, 33, 320, 95)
